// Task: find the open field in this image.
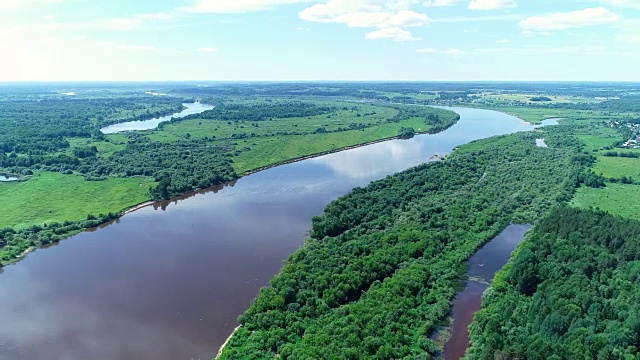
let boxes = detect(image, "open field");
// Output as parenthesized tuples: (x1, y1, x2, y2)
(231, 118, 436, 173)
(0, 172, 154, 229)
(480, 93, 604, 105)
(147, 102, 399, 143)
(1, 99, 457, 230)
(483, 107, 608, 124)
(571, 182, 640, 219)
(593, 156, 640, 179)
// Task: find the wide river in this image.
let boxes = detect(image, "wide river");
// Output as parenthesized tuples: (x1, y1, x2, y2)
(0, 108, 545, 360)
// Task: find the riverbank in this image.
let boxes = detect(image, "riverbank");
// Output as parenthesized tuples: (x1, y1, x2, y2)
(217, 128, 584, 359)
(0, 115, 458, 268)
(215, 326, 241, 360)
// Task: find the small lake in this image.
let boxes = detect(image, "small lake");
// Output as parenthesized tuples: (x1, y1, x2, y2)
(0, 108, 545, 360)
(541, 118, 561, 126)
(100, 102, 214, 134)
(0, 175, 19, 182)
(442, 224, 532, 360)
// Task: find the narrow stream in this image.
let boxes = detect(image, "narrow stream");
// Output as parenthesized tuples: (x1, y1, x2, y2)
(442, 224, 532, 360)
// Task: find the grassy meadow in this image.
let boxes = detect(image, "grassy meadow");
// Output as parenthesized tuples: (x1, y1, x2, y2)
(0, 172, 154, 229)
(593, 156, 640, 179)
(571, 182, 640, 219)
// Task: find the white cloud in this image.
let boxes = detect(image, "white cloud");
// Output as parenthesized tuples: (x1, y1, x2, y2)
(197, 47, 219, 52)
(496, 38, 510, 43)
(184, 0, 311, 13)
(416, 47, 438, 52)
(616, 34, 640, 44)
(432, 14, 521, 22)
(138, 12, 174, 21)
(115, 44, 155, 51)
(299, 0, 430, 41)
(97, 40, 155, 51)
(416, 47, 465, 55)
(0, 0, 63, 11)
(519, 7, 620, 32)
(365, 27, 419, 41)
(442, 48, 464, 55)
(599, 0, 640, 9)
(44, 12, 175, 32)
(468, 0, 517, 10)
(423, 0, 462, 7)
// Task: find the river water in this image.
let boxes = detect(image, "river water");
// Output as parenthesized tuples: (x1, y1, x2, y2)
(100, 102, 214, 134)
(0, 175, 18, 182)
(442, 224, 532, 360)
(0, 108, 540, 360)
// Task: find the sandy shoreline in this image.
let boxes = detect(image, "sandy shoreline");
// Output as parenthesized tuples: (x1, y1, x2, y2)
(215, 325, 241, 359)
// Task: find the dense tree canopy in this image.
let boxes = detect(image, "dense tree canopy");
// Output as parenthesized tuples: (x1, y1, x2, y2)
(220, 130, 588, 359)
(467, 207, 640, 360)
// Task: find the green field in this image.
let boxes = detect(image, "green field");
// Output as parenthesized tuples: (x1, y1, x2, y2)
(0, 172, 154, 229)
(140, 101, 457, 173)
(487, 107, 590, 124)
(593, 156, 640, 179)
(147, 102, 399, 143)
(231, 114, 451, 173)
(1, 100, 457, 231)
(481, 93, 603, 105)
(571, 182, 640, 219)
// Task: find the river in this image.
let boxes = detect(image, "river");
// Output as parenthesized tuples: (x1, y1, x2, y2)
(0, 108, 542, 360)
(442, 224, 532, 360)
(100, 102, 214, 134)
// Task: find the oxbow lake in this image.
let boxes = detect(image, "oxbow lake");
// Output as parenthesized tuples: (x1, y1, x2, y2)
(99, 102, 214, 134)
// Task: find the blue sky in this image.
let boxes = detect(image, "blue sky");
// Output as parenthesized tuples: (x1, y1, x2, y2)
(1, 0, 639, 81)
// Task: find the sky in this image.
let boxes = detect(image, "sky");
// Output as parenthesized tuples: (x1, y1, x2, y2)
(1, 0, 639, 81)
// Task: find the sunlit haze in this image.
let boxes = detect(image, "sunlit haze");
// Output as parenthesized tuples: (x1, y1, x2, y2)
(2, 0, 639, 81)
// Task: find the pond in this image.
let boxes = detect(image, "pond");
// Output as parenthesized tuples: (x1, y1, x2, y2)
(100, 102, 214, 134)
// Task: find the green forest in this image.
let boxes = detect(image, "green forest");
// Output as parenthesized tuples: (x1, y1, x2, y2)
(219, 129, 590, 359)
(467, 207, 640, 359)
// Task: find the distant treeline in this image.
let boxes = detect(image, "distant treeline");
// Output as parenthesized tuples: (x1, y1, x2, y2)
(180, 101, 337, 122)
(467, 207, 640, 359)
(0, 97, 183, 155)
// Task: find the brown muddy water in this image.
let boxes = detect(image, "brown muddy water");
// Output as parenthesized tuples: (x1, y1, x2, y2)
(0, 108, 543, 360)
(443, 224, 532, 360)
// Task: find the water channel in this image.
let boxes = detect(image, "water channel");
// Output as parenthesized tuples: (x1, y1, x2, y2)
(442, 224, 532, 359)
(1, 108, 546, 360)
(100, 102, 214, 134)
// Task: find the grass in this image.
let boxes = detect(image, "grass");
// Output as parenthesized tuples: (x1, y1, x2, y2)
(480, 93, 603, 105)
(593, 156, 640, 179)
(68, 136, 128, 158)
(571, 182, 640, 219)
(231, 111, 455, 173)
(141, 100, 457, 173)
(485, 108, 592, 124)
(0, 172, 154, 229)
(1, 101, 457, 230)
(146, 102, 399, 143)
